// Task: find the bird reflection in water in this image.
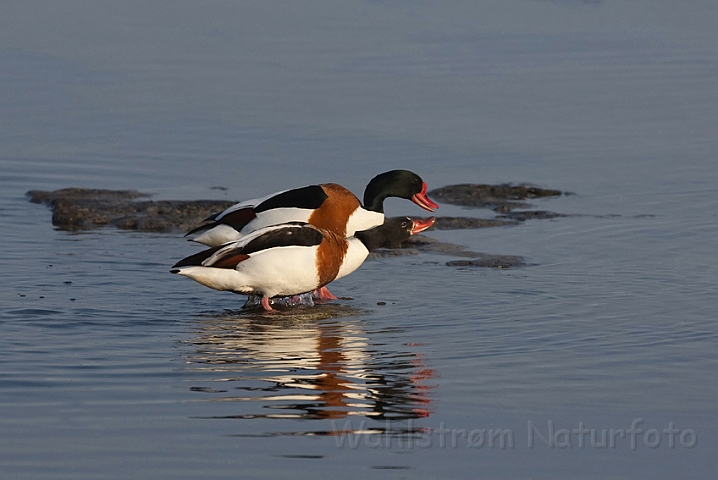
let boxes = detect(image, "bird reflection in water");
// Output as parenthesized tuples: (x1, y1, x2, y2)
(181, 304, 435, 436)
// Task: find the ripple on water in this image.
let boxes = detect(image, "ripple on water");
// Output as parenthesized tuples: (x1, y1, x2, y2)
(3, 308, 65, 317)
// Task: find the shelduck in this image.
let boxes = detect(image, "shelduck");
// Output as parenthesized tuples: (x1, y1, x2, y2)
(185, 170, 439, 248)
(171, 216, 436, 311)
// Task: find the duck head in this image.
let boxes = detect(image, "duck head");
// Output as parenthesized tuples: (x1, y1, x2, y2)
(355, 216, 435, 251)
(363, 170, 439, 213)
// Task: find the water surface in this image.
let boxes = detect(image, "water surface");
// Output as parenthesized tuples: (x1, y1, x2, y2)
(1, 1, 716, 478)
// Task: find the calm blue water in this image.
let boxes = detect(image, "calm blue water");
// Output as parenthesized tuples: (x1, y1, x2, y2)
(1, 1, 717, 478)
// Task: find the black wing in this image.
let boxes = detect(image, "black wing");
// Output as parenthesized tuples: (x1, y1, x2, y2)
(240, 223, 324, 254)
(172, 244, 225, 268)
(254, 185, 328, 213)
(174, 223, 324, 270)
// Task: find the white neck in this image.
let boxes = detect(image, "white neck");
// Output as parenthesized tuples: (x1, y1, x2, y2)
(345, 208, 384, 237)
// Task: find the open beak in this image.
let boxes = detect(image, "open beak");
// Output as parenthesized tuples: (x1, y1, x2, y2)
(411, 182, 439, 212)
(410, 216, 435, 235)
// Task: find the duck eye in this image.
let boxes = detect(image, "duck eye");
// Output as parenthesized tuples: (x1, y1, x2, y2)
(401, 221, 408, 228)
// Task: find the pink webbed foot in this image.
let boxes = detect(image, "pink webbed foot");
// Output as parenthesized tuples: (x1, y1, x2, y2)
(260, 296, 275, 312)
(314, 286, 338, 301)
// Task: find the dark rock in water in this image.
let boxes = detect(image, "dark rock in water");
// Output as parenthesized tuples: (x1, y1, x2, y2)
(428, 183, 563, 213)
(401, 234, 479, 257)
(27, 188, 235, 233)
(400, 234, 526, 266)
(446, 256, 526, 269)
(428, 216, 518, 230)
(369, 231, 527, 267)
(370, 247, 420, 258)
(370, 234, 526, 267)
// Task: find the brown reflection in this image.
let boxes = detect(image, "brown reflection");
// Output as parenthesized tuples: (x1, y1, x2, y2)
(181, 305, 434, 425)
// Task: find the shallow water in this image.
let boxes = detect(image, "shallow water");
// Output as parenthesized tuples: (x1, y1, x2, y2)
(1, 1, 717, 478)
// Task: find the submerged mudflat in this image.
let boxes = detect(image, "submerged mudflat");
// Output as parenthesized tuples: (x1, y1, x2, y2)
(27, 188, 236, 234)
(28, 184, 568, 268)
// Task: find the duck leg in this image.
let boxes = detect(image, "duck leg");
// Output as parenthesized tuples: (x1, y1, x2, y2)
(314, 286, 338, 301)
(260, 296, 275, 312)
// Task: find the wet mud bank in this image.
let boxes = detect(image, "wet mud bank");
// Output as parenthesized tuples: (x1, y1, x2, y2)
(28, 188, 236, 234)
(428, 183, 565, 213)
(28, 184, 568, 268)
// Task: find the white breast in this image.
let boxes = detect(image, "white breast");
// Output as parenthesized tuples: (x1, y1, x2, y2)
(345, 208, 384, 237)
(334, 239, 371, 282)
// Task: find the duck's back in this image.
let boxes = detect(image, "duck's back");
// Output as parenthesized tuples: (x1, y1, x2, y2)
(190, 183, 365, 246)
